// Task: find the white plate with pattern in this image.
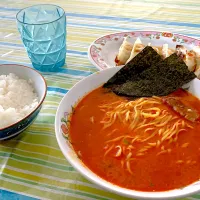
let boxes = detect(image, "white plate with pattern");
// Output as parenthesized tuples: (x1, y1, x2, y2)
(88, 30, 200, 70)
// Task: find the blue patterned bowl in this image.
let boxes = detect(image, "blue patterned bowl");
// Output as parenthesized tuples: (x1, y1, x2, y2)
(0, 64, 47, 140)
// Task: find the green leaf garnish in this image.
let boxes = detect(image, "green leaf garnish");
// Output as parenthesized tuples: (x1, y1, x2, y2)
(149, 181, 154, 187)
(71, 105, 75, 114)
(123, 138, 130, 145)
(61, 117, 67, 123)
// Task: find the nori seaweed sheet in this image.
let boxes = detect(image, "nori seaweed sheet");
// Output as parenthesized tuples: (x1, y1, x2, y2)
(139, 53, 196, 83)
(113, 53, 196, 97)
(103, 46, 162, 88)
(113, 78, 179, 97)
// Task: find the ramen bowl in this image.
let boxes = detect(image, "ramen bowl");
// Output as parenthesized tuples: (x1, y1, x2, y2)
(55, 67, 200, 199)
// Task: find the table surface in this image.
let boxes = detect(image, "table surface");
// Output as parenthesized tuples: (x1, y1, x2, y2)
(1, 0, 200, 199)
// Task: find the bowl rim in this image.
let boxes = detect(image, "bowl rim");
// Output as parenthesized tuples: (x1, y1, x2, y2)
(55, 67, 200, 199)
(0, 64, 47, 131)
(16, 4, 65, 25)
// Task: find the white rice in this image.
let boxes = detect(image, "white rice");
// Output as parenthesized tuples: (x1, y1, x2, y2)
(0, 73, 39, 129)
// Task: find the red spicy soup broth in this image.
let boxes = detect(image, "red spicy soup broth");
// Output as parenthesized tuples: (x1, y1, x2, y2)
(69, 87, 200, 192)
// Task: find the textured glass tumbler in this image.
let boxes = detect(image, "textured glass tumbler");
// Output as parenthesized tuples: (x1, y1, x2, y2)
(16, 4, 66, 72)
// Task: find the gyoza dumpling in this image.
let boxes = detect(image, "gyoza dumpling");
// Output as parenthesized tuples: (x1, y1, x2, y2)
(147, 43, 161, 54)
(126, 38, 145, 64)
(115, 37, 133, 66)
(176, 45, 196, 72)
(161, 44, 169, 59)
(152, 46, 161, 54)
(186, 50, 196, 72)
(161, 44, 174, 59)
(148, 43, 173, 59)
(193, 46, 200, 78)
(175, 45, 187, 60)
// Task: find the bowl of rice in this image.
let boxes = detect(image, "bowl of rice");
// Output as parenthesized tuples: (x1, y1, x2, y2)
(0, 64, 47, 140)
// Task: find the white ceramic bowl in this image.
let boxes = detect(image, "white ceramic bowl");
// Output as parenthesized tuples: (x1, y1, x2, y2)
(0, 64, 47, 140)
(55, 67, 200, 199)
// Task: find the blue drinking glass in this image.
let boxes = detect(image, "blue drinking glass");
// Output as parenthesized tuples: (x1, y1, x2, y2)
(16, 4, 66, 72)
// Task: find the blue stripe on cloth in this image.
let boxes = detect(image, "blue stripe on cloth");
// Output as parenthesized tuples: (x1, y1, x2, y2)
(44, 68, 93, 76)
(0, 6, 200, 28)
(0, 16, 15, 19)
(0, 42, 87, 56)
(0, 16, 200, 38)
(0, 16, 136, 32)
(0, 7, 20, 11)
(66, 12, 200, 28)
(0, 60, 93, 77)
(0, 152, 10, 157)
(0, 189, 38, 200)
(47, 87, 68, 94)
(0, 15, 126, 32)
(67, 22, 200, 38)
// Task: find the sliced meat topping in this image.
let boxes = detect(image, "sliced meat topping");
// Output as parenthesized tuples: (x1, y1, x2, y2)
(162, 97, 199, 122)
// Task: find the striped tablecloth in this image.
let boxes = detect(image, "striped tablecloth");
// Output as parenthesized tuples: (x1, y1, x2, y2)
(0, 0, 200, 199)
